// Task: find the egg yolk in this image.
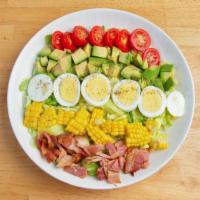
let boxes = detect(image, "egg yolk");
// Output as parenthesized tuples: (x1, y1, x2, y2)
(85, 77, 108, 102)
(142, 90, 162, 112)
(115, 82, 138, 106)
(59, 77, 78, 103)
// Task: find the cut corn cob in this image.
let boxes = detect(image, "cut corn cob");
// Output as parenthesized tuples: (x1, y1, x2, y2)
(126, 122, 151, 147)
(57, 109, 75, 125)
(23, 102, 43, 130)
(66, 107, 90, 135)
(90, 108, 104, 125)
(145, 119, 160, 132)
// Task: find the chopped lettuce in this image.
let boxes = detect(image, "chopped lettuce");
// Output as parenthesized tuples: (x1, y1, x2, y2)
(44, 94, 58, 106)
(81, 160, 99, 176)
(48, 125, 65, 136)
(131, 108, 146, 123)
(22, 94, 31, 108)
(19, 78, 30, 92)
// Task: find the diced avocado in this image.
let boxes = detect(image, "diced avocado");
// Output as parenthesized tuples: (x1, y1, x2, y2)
(51, 64, 65, 77)
(47, 59, 57, 72)
(132, 54, 143, 68)
(40, 56, 48, 67)
(138, 78, 151, 90)
(153, 78, 164, 91)
(45, 34, 52, 46)
(59, 55, 73, 73)
(88, 63, 98, 74)
(131, 108, 145, 123)
(48, 49, 66, 61)
(88, 57, 114, 67)
(75, 61, 88, 78)
(119, 52, 132, 65)
(72, 48, 88, 64)
(35, 60, 46, 73)
(92, 46, 108, 58)
(111, 46, 120, 62)
(160, 63, 174, 72)
(83, 43, 92, 57)
(164, 77, 176, 91)
(160, 71, 173, 83)
(121, 65, 142, 80)
(142, 59, 149, 69)
(38, 46, 52, 57)
(143, 66, 160, 80)
(102, 64, 121, 77)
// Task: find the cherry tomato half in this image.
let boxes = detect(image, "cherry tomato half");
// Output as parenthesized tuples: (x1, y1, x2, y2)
(71, 26, 89, 47)
(89, 26, 105, 46)
(142, 48, 160, 67)
(52, 31, 64, 50)
(115, 29, 130, 52)
(62, 32, 77, 52)
(104, 28, 119, 47)
(130, 29, 151, 52)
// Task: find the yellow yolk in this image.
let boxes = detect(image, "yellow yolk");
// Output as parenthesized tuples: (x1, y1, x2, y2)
(85, 77, 108, 102)
(59, 77, 78, 103)
(142, 90, 162, 112)
(114, 82, 138, 106)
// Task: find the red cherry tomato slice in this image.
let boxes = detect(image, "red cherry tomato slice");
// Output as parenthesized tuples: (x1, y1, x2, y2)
(71, 26, 89, 47)
(115, 29, 130, 52)
(62, 32, 77, 52)
(89, 26, 105, 46)
(130, 29, 151, 52)
(104, 28, 119, 47)
(142, 48, 160, 67)
(52, 31, 64, 50)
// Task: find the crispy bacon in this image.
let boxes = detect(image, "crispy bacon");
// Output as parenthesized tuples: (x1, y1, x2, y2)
(96, 167, 106, 180)
(64, 165, 87, 178)
(107, 170, 121, 184)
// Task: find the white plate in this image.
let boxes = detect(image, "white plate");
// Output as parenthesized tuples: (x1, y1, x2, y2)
(7, 8, 195, 190)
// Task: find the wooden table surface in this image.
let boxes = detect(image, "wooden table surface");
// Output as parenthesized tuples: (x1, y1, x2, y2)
(0, 0, 199, 199)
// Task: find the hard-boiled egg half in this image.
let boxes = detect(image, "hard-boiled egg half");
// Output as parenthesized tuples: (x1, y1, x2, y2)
(53, 73, 80, 107)
(28, 74, 53, 102)
(138, 86, 166, 118)
(81, 73, 111, 107)
(167, 90, 185, 117)
(112, 80, 141, 112)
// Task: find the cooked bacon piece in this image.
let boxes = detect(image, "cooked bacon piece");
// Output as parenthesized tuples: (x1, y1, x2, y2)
(115, 141, 127, 156)
(72, 153, 82, 163)
(83, 144, 105, 156)
(118, 156, 126, 171)
(75, 136, 90, 148)
(57, 154, 74, 168)
(108, 159, 120, 172)
(105, 143, 116, 155)
(64, 165, 87, 178)
(57, 134, 73, 149)
(107, 170, 121, 184)
(96, 167, 106, 180)
(96, 152, 111, 159)
(86, 155, 105, 163)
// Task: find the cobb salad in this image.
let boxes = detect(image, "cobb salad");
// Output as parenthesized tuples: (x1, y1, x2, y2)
(19, 25, 185, 184)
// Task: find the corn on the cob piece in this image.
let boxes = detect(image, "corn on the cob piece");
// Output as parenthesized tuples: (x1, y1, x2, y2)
(126, 122, 151, 147)
(66, 107, 90, 135)
(37, 107, 57, 132)
(57, 109, 75, 125)
(145, 119, 159, 132)
(90, 108, 104, 125)
(23, 102, 43, 130)
(87, 124, 114, 144)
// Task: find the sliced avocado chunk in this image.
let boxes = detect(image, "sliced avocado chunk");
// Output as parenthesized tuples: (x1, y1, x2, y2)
(48, 49, 65, 61)
(143, 66, 160, 80)
(102, 64, 121, 77)
(111, 46, 120, 63)
(35, 60, 46, 73)
(40, 56, 48, 67)
(119, 52, 132, 65)
(92, 46, 108, 58)
(164, 77, 176, 91)
(142, 59, 149, 69)
(59, 55, 73, 73)
(38, 46, 52, 57)
(83, 43, 92, 57)
(132, 54, 143, 67)
(45, 34, 52, 46)
(47, 59, 57, 72)
(160, 71, 173, 83)
(88, 57, 113, 67)
(160, 63, 174, 72)
(75, 61, 88, 78)
(121, 65, 142, 80)
(88, 63, 98, 74)
(153, 78, 164, 91)
(138, 78, 151, 90)
(72, 48, 88, 64)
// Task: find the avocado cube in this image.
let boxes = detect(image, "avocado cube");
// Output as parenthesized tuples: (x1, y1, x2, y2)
(88, 63, 98, 74)
(92, 46, 108, 58)
(35, 60, 46, 74)
(119, 52, 132, 65)
(160, 71, 173, 83)
(72, 48, 88, 64)
(48, 49, 66, 61)
(142, 66, 160, 80)
(111, 46, 120, 63)
(164, 77, 176, 91)
(75, 61, 88, 78)
(83, 43, 92, 57)
(38, 46, 52, 57)
(153, 78, 164, 91)
(47, 59, 57, 72)
(59, 55, 73, 73)
(160, 63, 174, 72)
(102, 64, 121, 77)
(40, 56, 48, 67)
(121, 65, 142, 80)
(132, 54, 143, 68)
(88, 57, 114, 67)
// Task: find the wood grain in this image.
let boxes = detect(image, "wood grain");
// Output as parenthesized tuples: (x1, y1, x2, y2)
(0, 0, 199, 199)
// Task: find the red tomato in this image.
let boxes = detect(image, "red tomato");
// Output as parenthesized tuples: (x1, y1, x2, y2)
(142, 48, 160, 66)
(52, 31, 64, 50)
(130, 29, 151, 52)
(115, 29, 130, 52)
(104, 28, 119, 47)
(89, 26, 105, 46)
(71, 26, 89, 47)
(62, 32, 77, 52)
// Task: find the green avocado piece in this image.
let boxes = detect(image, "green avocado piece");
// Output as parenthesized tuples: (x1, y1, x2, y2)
(75, 61, 88, 78)
(72, 48, 88, 64)
(88, 57, 114, 67)
(59, 55, 72, 73)
(119, 52, 132, 65)
(111, 46, 120, 63)
(143, 66, 160, 80)
(132, 54, 143, 68)
(40, 56, 48, 67)
(88, 63, 99, 74)
(121, 65, 142, 80)
(92, 46, 108, 58)
(45, 34, 52, 46)
(35, 60, 46, 73)
(142, 59, 149, 69)
(38, 46, 52, 57)
(47, 59, 57, 72)
(160, 63, 174, 72)
(48, 49, 66, 61)
(102, 64, 121, 77)
(83, 43, 92, 57)
(160, 71, 173, 83)
(153, 78, 164, 91)
(164, 77, 176, 91)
